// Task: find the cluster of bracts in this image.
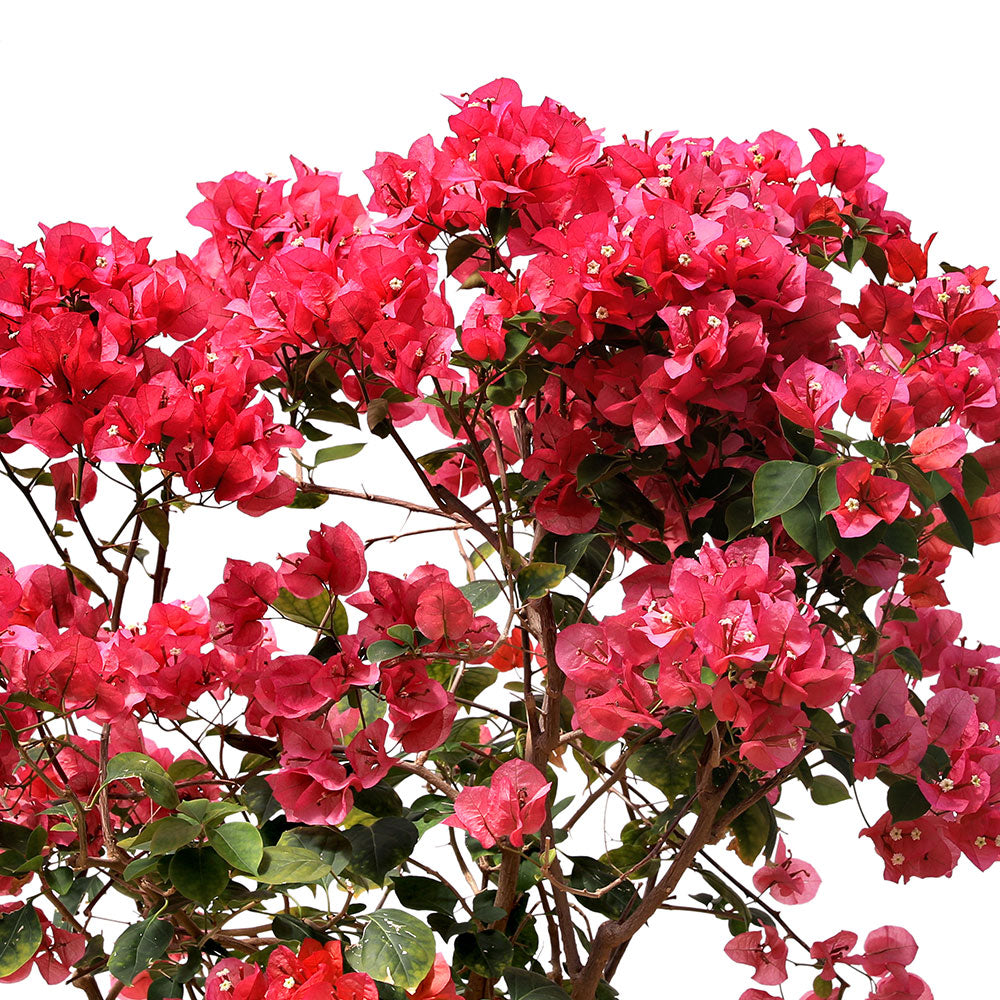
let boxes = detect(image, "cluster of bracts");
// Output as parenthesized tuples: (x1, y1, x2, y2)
(0, 78, 998, 998)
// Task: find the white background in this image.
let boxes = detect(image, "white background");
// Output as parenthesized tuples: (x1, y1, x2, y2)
(0, 2, 998, 997)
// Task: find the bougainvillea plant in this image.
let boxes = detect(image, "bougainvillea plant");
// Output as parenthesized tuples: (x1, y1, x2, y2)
(0, 77, 994, 1000)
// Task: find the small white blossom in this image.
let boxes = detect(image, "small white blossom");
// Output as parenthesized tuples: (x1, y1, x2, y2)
(845, 497, 861, 512)
(595, 306, 610, 321)
(389, 277, 404, 291)
(737, 236, 752, 248)
(706, 315, 722, 328)
(677, 253, 692, 267)
(107, 424, 119, 437)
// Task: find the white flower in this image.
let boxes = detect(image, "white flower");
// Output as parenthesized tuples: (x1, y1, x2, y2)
(600, 244, 615, 258)
(389, 277, 404, 291)
(107, 424, 119, 437)
(587, 260, 600, 275)
(706, 315, 722, 328)
(737, 236, 752, 248)
(891, 853, 905, 866)
(95, 256, 108, 268)
(595, 306, 610, 321)
(845, 497, 861, 512)
(677, 253, 692, 267)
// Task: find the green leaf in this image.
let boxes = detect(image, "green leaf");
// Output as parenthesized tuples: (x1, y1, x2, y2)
(887, 780, 931, 822)
(882, 519, 919, 559)
(854, 440, 886, 461)
(780, 494, 834, 564)
(149, 816, 199, 856)
(288, 490, 329, 509)
(315, 443, 365, 465)
(139, 503, 170, 549)
(938, 492, 974, 551)
(817, 467, 841, 515)
(892, 647, 923, 681)
(504, 966, 570, 1000)
(516, 562, 566, 601)
(592, 474, 664, 532)
(386, 624, 415, 646)
(567, 856, 638, 919)
(453, 930, 514, 978)
(392, 875, 458, 915)
(963, 453, 989, 505)
(208, 823, 264, 874)
(108, 918, 173, 986)
(809, 775, 851, 805)
(460, 580, 502, 611)
(256, 846, 333, 885)
(168, 847, 230, 905)
(0, 905, 41, 978)
(277, 826, 352, 875)
(627, 743, 696, 800)
(354, 909, 436, 990)
(344, 818, 419, 888)
(752, 461, 817, 525)
(271, 588, 347, 633)
(446, 235, 485, 276)
(863, 240, 889, 284)
(106, 752, 179, 809)
(366, 640, 407, 663)
(728, 799, 772, 864)
(177, 799, 244, 826)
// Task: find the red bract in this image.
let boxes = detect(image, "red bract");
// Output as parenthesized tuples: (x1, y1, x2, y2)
(724, 926, 788, 986)
(910, 425, 967, 472)
(752, 838, 820, 904)
(278, 522, 367, 598)
(4, 78, 1000, 1000)
(830, 461, 910, 537)
(444, 759, 550, 848)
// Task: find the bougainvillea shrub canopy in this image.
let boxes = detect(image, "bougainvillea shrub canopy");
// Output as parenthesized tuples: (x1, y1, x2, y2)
(0, 78, 993, 1000)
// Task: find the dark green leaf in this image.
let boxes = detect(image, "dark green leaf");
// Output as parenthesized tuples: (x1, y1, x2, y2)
(106, 752, 179, 809)
(393, 875, 458, 915)
(277, 826, 352, 874)
(460, 580, 502, 611)
(887, 779, 930, 822)
(454, 931, 513, 978)
(344, 818, 419, 888)
(939, 492, 974, 551)
(809, 775, 851, 805)
(354, 908, 435, 990)
(108, 918, 173, 986)
(752, 461, 817, 525)
(780, 494, 834, 564)
(892, 647, 923, 681)
(446, 235, 485, 276)
(168, 847, 230, 905)
(963, 453, 989, 505)
(504, 966, 570, 1000)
